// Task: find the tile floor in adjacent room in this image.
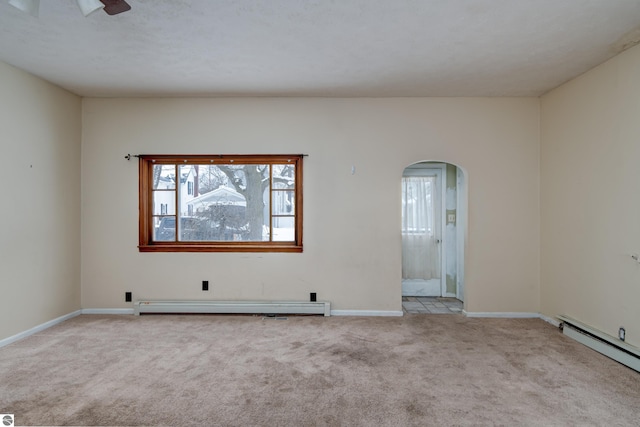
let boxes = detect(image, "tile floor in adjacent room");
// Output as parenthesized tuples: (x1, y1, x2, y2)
(402, 297, 463, 314)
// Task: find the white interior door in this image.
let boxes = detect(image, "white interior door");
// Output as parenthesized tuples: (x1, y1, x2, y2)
(401, 166, 444, 296)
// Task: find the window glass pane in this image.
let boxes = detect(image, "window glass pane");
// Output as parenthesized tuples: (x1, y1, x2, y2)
(177, 216, 209, 241)
(272, 216, 295, 241)
(178, 165, 197, 218)
(272, 191, 295, 215)
(402, 176, 435, 234)
(273, 181, 294, 190)
(193, 164, 228, 194)
(154, 216, 176, 241)
(153, 191, 175, 215)
(182, 164, 270, 242)
(152, 165, 176, 190)
(272, 164, 295, 189)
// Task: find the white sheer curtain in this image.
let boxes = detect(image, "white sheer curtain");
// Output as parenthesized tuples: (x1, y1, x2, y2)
(402, 176, 440, 280)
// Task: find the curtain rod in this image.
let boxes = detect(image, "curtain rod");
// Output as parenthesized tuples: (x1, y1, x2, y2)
(125, 154, 309, 161)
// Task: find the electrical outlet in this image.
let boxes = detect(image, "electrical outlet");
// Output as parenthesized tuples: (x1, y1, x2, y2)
(619, 327, 626, 342)
(202, 281, 209, 291)
(310, 292, 317, 302)
(125, 292, 132, 302)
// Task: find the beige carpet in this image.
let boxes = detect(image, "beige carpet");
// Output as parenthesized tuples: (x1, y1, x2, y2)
(0, 314, 638, 426)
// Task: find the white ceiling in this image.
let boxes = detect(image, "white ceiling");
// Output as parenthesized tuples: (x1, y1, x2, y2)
(1, 0, 640, 97)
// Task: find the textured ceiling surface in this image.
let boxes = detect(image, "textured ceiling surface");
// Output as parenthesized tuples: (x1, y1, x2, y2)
(1, 0, 640, 97)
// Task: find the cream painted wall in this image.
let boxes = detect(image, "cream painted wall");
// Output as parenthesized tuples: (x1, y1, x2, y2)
(81, 97, 540, 313)
(541, 44, 640, 346)
(0, 62, 81, 341)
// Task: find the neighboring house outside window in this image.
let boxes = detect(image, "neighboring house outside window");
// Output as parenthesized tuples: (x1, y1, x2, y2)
(138, 154, 303, 253)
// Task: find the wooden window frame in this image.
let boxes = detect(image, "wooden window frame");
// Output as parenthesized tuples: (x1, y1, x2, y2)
(138, 154, 303, 253)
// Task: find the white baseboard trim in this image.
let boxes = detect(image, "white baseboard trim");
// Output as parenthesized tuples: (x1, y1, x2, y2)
(331, 310, 404, 317)
(539, 314, 561, 327)
(463, 311, 541, 319)
(0, 310, 82, 348)
(463, 311, 562, 327)
(82, 308, 135, 315)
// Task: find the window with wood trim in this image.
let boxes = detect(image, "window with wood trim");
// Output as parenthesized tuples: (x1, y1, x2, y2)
(138, 154, 303, 252)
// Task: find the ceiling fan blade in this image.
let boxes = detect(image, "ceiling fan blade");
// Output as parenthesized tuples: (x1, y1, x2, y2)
(99, 0, 131, 15)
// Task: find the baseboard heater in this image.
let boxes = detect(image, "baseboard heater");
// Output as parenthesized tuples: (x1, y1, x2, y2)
(134, 300, 331, 317)
(559, 315, 639, 372)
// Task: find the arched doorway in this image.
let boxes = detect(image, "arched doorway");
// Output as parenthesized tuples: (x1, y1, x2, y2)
(401, 161, 466, 311)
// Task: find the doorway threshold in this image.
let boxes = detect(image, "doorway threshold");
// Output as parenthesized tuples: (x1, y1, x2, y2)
(402, 297, 462, 314)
